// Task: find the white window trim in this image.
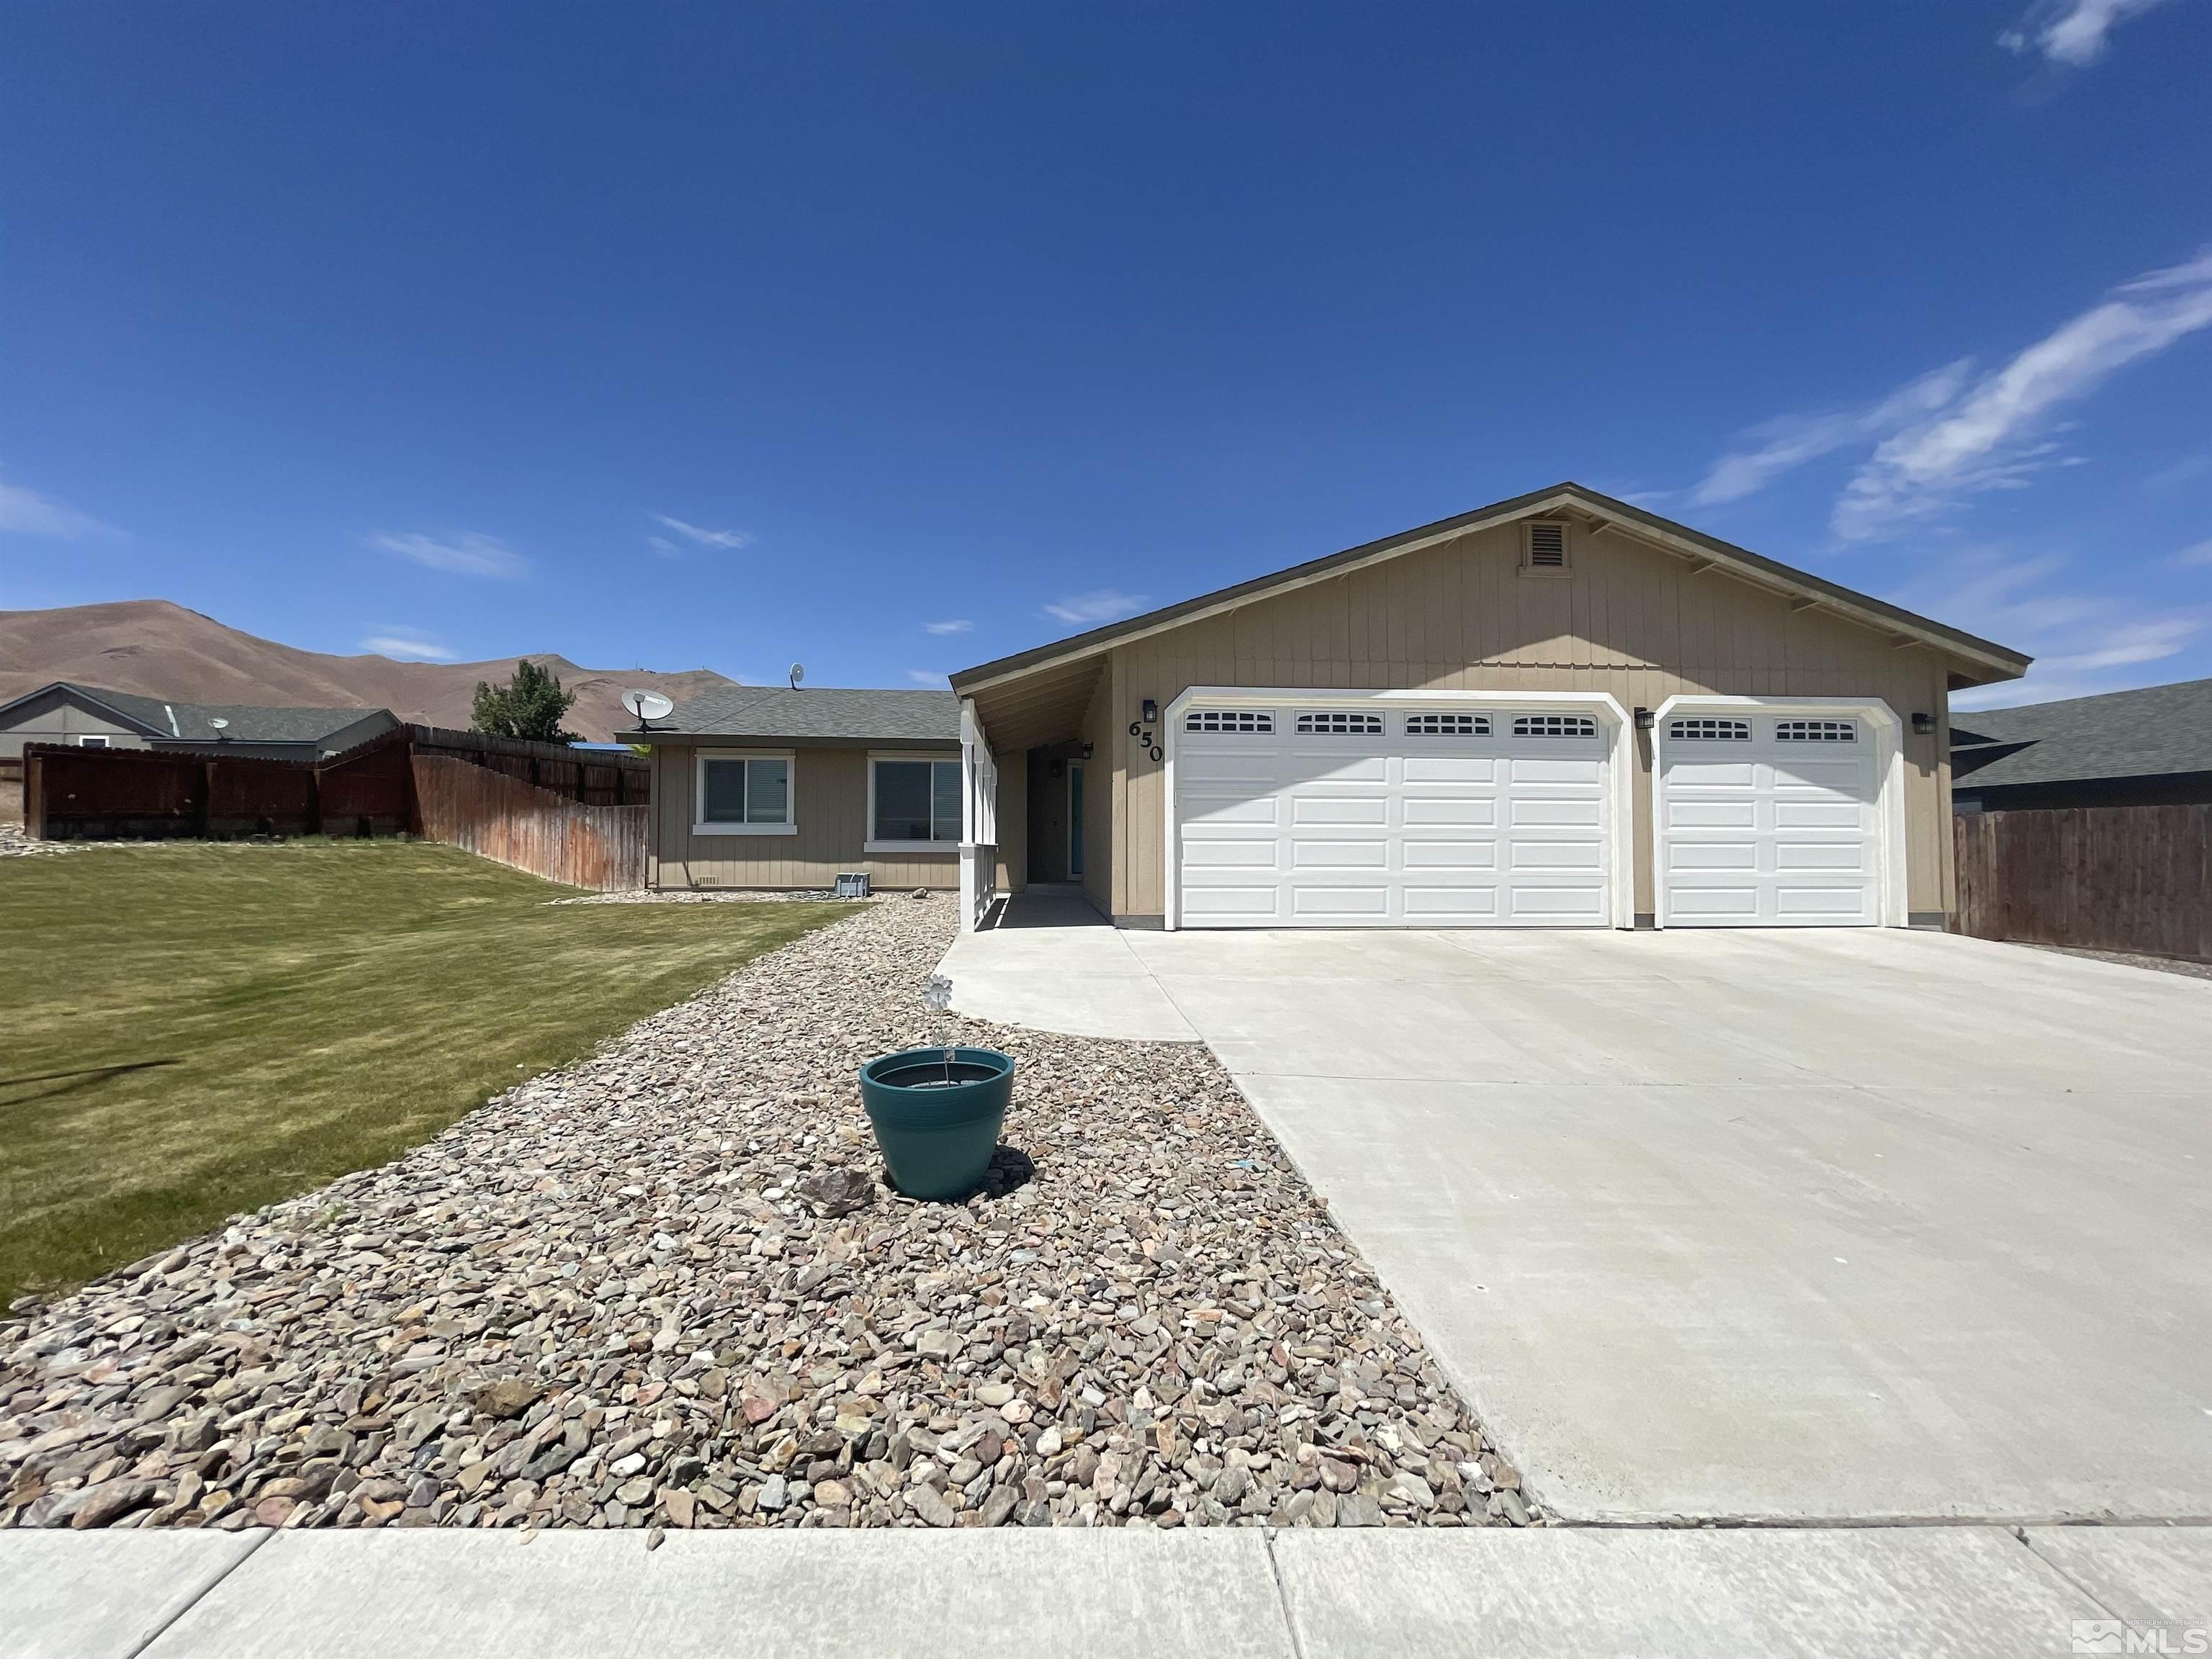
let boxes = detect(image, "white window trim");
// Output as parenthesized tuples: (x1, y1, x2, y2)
(692, 748, 796, 837)
(77, 734, 113, 747)
(864, 750, 963, 855)
(1160, 687, 1635, 932)
(1648, 695, 1907, 929)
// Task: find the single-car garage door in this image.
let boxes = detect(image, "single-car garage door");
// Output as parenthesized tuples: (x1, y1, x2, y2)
(1658, 714, 1881, 925)
(1174, 703, 1614, 927)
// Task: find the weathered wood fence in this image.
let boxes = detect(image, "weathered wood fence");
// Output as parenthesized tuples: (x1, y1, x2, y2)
(22, 729, 650, 890)
(1951, 804, 2211, 962)
(410, 755, 646, 891)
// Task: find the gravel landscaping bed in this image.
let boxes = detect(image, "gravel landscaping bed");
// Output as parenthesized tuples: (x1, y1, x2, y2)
(2020, 940, 2212, 983)
(0, 894, 1534, 1534)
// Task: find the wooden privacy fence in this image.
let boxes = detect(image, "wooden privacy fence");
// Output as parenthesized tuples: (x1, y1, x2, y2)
(411, 754, 646, 891)
(1951, 804, 2212, 962)
(22, 738, 415, 840)
(23, 728, 649, 890)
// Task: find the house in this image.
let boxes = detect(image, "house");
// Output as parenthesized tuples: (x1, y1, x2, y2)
(0, 681, 399, 760)
(628, 482, 2032, 930)
(634, 684, 966, 893)
(1951, 677, 2212, 812)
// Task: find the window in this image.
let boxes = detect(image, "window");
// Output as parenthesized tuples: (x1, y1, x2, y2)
(1511, 714, 1597, 738)
(869, 755, 961, 848)
(1404, 713, 1491, 735)
(1775, 719, 1856, 742)
(1522, 521, 1569, 573)
(1184, 709, 1272, 733)
(694, 752, 793, 834)
(1295, 711, 1383, 735)
(1669, 718, 1750, 741)
(77, 734, 112, 748)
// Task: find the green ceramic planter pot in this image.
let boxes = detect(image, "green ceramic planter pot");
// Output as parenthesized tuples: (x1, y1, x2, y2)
(858, 1046, 1015, 1200)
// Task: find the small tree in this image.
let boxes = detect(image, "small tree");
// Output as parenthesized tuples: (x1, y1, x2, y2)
(472, 659, 580, 742)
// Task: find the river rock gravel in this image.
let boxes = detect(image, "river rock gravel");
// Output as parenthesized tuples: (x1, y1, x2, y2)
(0, 894, 1535, 1533)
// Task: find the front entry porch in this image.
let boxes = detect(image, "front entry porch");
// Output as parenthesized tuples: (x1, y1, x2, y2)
(933, 886, 1196, 1041)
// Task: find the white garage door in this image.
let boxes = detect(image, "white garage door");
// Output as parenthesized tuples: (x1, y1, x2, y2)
(1174, 704, 1612, 927)
(1658, 714, 1881, 926)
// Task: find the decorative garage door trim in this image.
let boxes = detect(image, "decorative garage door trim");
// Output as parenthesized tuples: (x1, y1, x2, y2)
(1161, 687, 1635, 932)
(1649, 695, 1908, 929)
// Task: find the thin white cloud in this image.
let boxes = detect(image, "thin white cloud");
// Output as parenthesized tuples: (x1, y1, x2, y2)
(1999, 0, 2173, 66)
(647, 535, 681, 559)
(0, 480, 120, 540)
(1691, 364, 1971, 506)
(1044, 588, 1149, 626)
(923, 619, 974, 635)
(650, 513, 752, 550)
(361, 634, 457, 662)
(2034, 615, 2200, 670)
(1895, 547, 2202, 710)
(369, 531, 528, 580)
(906, 670, 950, 686)
(2174, 538, 2212, 566)
(1836, 249, 2212, 540)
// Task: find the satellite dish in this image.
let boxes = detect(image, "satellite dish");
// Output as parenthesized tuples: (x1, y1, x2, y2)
(788, 662, 805, 689)
(621, 688, 675, 724)
(205, 716, 230, 730)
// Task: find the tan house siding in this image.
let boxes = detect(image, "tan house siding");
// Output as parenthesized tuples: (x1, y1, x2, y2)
(1094, 519, 1956, 921)
(648, 743, 958, 891)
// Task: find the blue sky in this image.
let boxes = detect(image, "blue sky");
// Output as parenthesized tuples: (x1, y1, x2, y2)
(4, 1, 2209, 709)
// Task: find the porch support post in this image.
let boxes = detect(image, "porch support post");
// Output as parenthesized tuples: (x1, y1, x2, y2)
(958, 698, 999, 932)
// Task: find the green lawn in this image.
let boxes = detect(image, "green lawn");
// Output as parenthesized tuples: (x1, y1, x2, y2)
(0, 842, 854, 1308)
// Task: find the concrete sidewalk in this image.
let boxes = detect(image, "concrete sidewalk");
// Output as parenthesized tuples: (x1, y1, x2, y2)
(8, 1524, 2211, 1658)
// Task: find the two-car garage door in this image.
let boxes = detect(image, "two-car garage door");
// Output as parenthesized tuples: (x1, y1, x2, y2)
(1170, 698, 1887, 930)
(1174, 703, 1614, 927)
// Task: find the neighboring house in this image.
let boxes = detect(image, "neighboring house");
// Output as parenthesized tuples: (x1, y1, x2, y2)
(629, 482, 2032, 930)
(1951, 677, 2212, 812)
(0, 681, 398, 760)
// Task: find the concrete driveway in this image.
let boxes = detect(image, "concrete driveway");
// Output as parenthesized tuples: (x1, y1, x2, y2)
(946, 915, 2212, 1524)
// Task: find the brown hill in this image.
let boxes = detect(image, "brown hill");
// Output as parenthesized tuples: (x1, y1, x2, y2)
(0, 600, 738, 742)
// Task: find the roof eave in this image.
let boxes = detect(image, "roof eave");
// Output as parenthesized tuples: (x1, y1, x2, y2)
(949, 483, 2033, 693)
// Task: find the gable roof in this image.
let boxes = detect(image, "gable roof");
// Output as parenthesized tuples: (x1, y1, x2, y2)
(948, 482, 2033, 695)
(1952, 677, 2212, 791)
(0, 680, 392, 745)
(631, 684, 961, 746)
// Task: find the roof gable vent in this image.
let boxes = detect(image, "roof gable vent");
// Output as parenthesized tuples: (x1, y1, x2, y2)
(1524, 521, 1568, 572)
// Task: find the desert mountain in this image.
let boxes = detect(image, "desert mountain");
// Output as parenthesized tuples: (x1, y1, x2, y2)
(0, 600, 737, 743)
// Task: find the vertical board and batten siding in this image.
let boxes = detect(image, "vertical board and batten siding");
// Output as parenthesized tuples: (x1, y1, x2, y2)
(1105, 521, 1954, 921)
(649, 745, 958, 890)
(1953, 804, 2212, 961)
(413, 755, 646, 891)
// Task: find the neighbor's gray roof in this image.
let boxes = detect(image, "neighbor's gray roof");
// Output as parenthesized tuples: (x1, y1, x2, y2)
(1951, 677, 2212, 791)
(0, 681, 392, 745)
(634, 685, 961, 745)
